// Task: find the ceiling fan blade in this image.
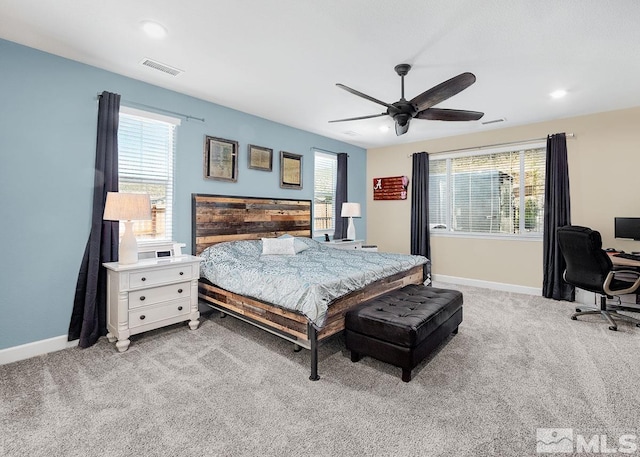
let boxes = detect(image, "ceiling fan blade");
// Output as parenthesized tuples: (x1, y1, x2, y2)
(328, 113, 387, 123)
(336, 83, 397, 110)
(409, 72, 477, 112)
(416, 108, 484, 121)
(395, 119, 410, 136)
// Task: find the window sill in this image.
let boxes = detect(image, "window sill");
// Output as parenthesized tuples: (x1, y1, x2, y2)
(430, 231, 543, 242)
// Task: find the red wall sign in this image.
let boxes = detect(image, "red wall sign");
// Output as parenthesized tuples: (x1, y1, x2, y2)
(373, 176, 409, 200)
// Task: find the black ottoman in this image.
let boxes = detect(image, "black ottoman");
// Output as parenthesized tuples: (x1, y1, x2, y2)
(344, 285, 463, 382)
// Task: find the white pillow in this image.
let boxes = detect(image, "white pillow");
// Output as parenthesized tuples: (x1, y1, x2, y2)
(277, 234, 310, 253)
(262, 237, 296, 255)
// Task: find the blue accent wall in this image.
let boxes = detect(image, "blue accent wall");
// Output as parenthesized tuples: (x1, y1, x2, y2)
(0, 39, 366, 350)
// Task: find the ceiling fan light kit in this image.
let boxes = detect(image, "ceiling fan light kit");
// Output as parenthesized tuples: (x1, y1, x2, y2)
(330, 64, 484, 136)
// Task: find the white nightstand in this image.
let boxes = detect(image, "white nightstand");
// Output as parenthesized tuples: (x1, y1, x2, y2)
(324, 239, 364, 250)
(103, 255, 202, 352)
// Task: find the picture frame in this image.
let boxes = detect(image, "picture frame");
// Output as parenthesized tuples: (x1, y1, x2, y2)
(248, 144, 273, 171)
(280, 151, 302, 189)
(204, 135, 238, 182)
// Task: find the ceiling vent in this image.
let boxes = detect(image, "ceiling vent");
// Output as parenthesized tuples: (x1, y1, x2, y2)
(140, 58, 183, 76)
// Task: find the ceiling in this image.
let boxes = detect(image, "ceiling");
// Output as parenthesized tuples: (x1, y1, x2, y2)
(2, 0, 640, 149)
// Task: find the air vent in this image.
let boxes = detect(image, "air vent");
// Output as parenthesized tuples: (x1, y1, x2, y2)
(482, 118, 506, 125)
(342, 130, 358, 136)
(140, 58, 183, 76)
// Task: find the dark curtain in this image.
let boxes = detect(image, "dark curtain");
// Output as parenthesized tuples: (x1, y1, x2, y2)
(69, 91, 121, 347)
(542, 133, 574, 301)
(410, 152, 430, 259)
(333, 153, 348, 239)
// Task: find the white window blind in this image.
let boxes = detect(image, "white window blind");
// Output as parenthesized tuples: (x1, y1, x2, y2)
(118, 107, 179, 242)
(429, 143, 546, 237)
(313, 151, 338, 235)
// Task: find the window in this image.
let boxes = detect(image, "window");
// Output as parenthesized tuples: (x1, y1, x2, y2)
(313, 151, 337, 235)
(118, 107, 179, 242)
(429, 142, 546, 237)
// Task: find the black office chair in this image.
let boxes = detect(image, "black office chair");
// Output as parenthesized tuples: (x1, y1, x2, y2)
(557, 225, 640, 331)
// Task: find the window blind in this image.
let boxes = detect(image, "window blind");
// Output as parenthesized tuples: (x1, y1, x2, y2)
(313, 151, 337, 233)
(118, 111, 177, 241)
(429, 144, 546, 236)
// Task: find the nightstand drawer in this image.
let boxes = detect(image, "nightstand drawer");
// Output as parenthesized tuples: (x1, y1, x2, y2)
(325, 240, 363, 250)
(129, 265, 193, 288)
(129, 282, 191, 309)
(128, 299, 191, 329)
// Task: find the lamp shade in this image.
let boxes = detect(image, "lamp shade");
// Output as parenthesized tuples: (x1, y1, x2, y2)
(103, 192, 152, 221)
(341, 202, 361, 218)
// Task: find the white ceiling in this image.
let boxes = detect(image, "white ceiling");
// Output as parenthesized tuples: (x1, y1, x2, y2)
(2, 0, 640, 149)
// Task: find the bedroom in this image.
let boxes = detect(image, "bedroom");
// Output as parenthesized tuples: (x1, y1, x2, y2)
(2, 1, 640, 455)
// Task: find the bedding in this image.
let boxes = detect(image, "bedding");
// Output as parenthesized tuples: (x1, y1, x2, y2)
(199, 237, 428, 327)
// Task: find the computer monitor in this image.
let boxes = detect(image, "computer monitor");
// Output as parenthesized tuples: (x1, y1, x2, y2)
(614, 217, 640, 241)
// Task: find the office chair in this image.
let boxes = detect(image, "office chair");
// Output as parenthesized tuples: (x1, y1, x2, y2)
(557, 225, 640, 331)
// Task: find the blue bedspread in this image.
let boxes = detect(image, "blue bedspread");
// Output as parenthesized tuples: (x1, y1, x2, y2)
(199, 238, 428, 326)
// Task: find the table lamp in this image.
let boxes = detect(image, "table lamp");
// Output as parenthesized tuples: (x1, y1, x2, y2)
(341, 202, 361, 241)
(103, 192, 152, 264)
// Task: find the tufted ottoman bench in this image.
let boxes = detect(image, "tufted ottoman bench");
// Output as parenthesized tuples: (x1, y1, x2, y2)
(344, 285, 463, 382)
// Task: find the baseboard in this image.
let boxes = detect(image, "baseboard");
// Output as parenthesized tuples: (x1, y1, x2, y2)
(0, 336, 78, 366)
(432, 274, 542, 296)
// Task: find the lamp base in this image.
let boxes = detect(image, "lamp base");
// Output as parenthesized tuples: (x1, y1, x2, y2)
(346, 217, 356, 241)
(119, 220, 139, 265)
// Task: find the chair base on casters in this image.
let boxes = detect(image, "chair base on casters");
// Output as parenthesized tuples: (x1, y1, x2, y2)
(572, 295, 640, 331)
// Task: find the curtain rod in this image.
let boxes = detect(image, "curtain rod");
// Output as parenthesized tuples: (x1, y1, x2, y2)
(407, 133, 575, 157)
(97, 93, 205, 122)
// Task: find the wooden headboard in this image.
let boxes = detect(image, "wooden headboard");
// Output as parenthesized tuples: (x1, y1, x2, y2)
(192, 194, 313, 255)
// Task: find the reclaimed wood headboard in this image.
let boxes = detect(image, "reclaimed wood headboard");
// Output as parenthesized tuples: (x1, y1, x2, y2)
(192, 194, 313, 255)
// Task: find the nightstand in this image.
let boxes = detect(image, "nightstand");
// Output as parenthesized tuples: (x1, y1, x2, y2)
(103, 255, 202, 352)
(325, 239, 364, 250)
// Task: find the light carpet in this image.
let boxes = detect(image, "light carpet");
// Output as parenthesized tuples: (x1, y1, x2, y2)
(2, 283, 640, 457)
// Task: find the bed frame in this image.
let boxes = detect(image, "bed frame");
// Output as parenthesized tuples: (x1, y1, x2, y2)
(192, 193, 425, 380)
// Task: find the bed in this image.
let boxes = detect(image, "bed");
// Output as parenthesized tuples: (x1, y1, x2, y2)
(192, 193, 429, 380)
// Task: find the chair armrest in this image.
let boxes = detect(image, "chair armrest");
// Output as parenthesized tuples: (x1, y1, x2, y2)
(603, 270, 640, 296)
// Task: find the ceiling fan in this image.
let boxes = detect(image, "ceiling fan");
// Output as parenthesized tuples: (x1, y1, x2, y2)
(329, 64, 484, 136)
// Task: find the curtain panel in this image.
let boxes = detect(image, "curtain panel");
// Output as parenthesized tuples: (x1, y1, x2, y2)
(410, 152, 431, 260)
(542, 133, 574, 301)
(333, 153, 348, 239)
(69, 91, 121, 347)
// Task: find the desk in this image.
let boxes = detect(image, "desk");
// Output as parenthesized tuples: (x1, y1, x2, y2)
(608, 253, 640, 268)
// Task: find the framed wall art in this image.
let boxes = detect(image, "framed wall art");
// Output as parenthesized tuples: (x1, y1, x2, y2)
(280, 151, 302, 189)
(248, 144, 273, 171)
(204, 136, 238, 182)
(373, 175, 409, 200)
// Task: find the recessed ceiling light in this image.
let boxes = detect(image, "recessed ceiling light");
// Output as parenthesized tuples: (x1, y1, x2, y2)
(550, 89, 567, 99)
(141, 21, 167, 39)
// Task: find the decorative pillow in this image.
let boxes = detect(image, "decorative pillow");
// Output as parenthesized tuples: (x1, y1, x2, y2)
(262, 237, 296, 255)
(277, 234, 310, 253)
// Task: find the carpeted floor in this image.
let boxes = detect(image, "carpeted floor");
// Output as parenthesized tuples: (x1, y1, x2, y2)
(2, 283, 640, 457)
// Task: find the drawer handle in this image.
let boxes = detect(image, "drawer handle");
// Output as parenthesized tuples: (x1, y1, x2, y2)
(179, 271, 184, 276)
(140, 315, 146, 320)
(141, 277, 146, 282)
(178, 306, 183, 311)
(178, 288, 183, 294)
(139, 296, 146, 301)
